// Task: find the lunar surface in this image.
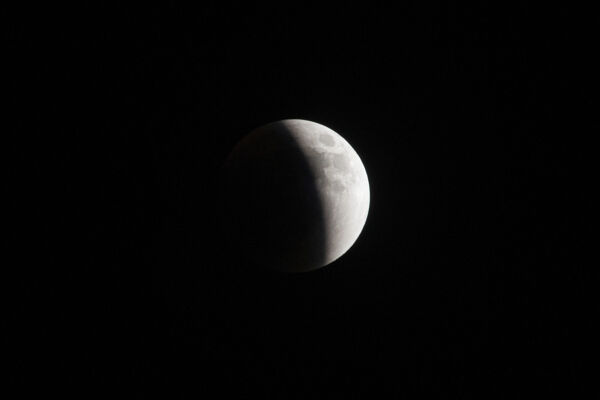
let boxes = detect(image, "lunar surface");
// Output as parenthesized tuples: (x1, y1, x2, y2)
(220, 119, 370, 273)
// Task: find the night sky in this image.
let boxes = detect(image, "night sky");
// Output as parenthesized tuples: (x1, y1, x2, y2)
(12, 3, 594, 398)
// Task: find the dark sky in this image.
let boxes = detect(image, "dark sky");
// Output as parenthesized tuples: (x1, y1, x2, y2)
(12, 3, 595, 398)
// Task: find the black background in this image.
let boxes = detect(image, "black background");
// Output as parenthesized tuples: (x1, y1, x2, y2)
(11, 3, 595, 398)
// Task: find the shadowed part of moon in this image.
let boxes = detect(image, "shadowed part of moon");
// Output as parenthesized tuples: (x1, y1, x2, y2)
(220, 123, 328, 272)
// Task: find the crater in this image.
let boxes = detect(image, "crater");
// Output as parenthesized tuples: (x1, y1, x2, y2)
(333, 153, 350, 171)
(331, 180, 346, 192)
(319, 134, 335, 147)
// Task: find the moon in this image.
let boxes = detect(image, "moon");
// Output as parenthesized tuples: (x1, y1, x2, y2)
(220, 119, 370, 273)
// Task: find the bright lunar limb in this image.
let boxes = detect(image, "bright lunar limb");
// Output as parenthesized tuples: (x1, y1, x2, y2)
(221, 119, 370, 273)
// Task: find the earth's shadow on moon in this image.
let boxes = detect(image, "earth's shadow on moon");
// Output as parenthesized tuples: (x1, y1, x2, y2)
(217, 121, 328, 274)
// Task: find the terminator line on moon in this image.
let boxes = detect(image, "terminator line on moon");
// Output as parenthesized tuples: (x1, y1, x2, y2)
(221, 119, 370, 273)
